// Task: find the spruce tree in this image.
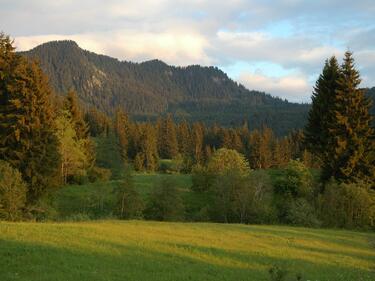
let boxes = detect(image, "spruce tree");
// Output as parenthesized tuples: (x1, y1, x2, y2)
(159, 114, 178, 159)
(329, 52, 374, 184)
(305, 52, 374, 185)
(304, 57, 340, 175)
(177, 120, 191, 156)
(64, 90, 89, 140)
(114, 108, 129, 162)
(0, 34, 60, 202)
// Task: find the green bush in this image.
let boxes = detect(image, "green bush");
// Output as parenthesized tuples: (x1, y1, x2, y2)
(286, 198, 321, 227)
(114, 170, 144, 219)
(144, 177, 185, 221)
(88, 166, 112, 182)
(319, 180, 375, 229)
(0, 161, 27, 221)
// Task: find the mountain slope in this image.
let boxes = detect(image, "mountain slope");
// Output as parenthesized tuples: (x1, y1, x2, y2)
(21, 41, 309, 134)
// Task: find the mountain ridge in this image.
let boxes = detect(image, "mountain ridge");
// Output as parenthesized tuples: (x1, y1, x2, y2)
(19, 40, 373, 135)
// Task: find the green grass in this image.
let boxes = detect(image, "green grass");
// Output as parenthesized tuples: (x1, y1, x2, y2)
(0, 220, 374, 281)
(52, 173, 192, 219)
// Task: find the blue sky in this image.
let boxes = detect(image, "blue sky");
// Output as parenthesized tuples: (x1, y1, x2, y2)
(1, 0, 374, 102)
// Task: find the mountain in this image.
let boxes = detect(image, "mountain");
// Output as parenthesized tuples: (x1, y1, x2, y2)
(19, 41, 311, 135)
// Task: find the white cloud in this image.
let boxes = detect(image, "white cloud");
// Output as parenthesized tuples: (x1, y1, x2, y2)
(3, 0, 375, 102)
(239, 72, 311, 103)
(15, 30, 212, 66)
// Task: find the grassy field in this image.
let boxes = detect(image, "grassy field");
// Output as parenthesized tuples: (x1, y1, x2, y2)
(0, 220, 374, 281)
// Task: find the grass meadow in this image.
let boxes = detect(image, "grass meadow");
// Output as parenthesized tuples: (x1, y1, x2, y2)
(0, 220, 374, 281)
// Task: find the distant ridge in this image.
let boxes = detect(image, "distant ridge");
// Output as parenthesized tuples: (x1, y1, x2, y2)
(20, 40, 373, 135)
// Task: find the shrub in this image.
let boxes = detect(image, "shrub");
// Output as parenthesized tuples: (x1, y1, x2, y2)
(114, 169, 144, 219)
(210, 170, 276, 224)
(275, 160, 313, 198)
(207, 148, 250, 174)
(144, 177, 185, 221)
(134, 153, 145, 171)
(191, 165, 215, 192)
(0, 161, 27, 221)
(88, 166, 112, 182)
(320, 180, 375, 228)
(286, 198, 321, 227)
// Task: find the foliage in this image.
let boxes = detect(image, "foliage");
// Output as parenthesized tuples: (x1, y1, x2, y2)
(210, 170, 276, 224)
(0, 34, 60, 203)
(144, 177, 185, 221)
(114, 169, 144, 219)
(207, 148, 250, 174)
(286, 198, 321, 227)
(55, 110, 88, 184)
(274, 161, 315, 223)
(274, 160, 313, 199)
(305, 53, 375, 184)
(0, 161, 27, 221)
(319, 180, 375, 229)
(87, 166, 112, 183)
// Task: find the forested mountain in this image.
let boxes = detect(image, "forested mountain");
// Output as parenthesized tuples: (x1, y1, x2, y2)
(20, 41, 374, 135)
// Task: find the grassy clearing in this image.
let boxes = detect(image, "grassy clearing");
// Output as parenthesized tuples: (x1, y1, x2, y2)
(0, 220, 374, 281)
(52, 173, 192, 219)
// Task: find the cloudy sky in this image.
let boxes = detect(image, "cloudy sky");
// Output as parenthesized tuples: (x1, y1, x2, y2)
(1, 0, 374, 102)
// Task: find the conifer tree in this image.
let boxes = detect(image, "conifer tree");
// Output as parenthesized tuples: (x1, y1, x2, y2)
(114, 108, 129, 162)
(191, 123, 204, 164)
(177, 120, 191, 156)
(304, 57, 340, 170)
(328, 52, 374, 184)
(0, 34, 60, 202)
(64, 90, 95, 171)
(158, 114, 178, 159)
(64, 90, 89, 140)
(305, 52, 374, 184)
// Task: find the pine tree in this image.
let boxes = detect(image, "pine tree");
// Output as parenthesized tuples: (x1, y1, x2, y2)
(114, 108, 129, 162)
(0, 34, 60, 202)
(191, 123, 204, 164)
(158, 114, 178, 159)
(177, 120, 191, 156)
(304, 57, 340, 170)
(328, 52, 374, 184)
(64, 90, 89, 140)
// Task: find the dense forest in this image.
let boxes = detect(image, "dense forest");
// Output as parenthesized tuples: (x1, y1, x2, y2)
(20, 40, 313, 135)
(1, 33, 374, 230)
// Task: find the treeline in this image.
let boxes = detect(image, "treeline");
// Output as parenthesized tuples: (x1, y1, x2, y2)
(100, 110, 315, 173)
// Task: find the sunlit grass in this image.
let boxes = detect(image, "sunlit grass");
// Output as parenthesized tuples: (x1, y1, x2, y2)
(1, 220, 374, 281)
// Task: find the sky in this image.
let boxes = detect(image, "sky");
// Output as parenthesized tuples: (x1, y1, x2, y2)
(1, 0, 374, 103)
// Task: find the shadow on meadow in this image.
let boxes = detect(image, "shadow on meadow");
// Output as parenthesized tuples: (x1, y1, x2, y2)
(1, 236, 374, 281)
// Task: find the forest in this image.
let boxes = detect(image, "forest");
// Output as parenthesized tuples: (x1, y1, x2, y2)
(1, 32, 374, 231)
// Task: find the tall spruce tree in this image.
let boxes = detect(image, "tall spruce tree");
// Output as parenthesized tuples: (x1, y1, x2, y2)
(0, 34, 60, 202)
(305, 52, 374, 185)
(114, 108, 129, 162)
(329, 52, 374, 184)
(158, 114, 178, 159)
(304, 57, 340, 177)
(64, 90, 89, 140)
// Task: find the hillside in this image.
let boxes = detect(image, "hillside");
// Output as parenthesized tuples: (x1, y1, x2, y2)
(1, 221, 374, 281)
(20, 41, 310, 135)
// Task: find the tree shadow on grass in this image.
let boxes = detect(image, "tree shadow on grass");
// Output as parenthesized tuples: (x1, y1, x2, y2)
(1, 237, 374, 281)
